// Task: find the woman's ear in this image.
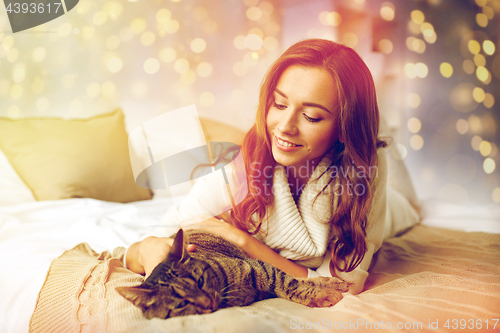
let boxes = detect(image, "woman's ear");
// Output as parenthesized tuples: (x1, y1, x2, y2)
(339, 133, 345, 143)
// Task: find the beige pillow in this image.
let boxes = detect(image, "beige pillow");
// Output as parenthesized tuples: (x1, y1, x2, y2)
(0, 109, 152, 203)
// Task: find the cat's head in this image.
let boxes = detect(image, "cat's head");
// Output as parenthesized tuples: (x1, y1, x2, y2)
(116, 229, 220, 319)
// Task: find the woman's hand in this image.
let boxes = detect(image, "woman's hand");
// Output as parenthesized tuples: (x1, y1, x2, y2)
(180, 216, 248, 248)
(126, 236, 195, 278)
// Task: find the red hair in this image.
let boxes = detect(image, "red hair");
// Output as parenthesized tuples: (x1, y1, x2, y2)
(227, 39, 386, 273)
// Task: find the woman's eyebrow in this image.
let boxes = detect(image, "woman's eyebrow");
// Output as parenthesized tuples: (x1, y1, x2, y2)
(274, 89, 332, 114)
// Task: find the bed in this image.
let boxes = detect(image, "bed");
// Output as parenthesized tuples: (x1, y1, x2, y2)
(0, 110, 499, 333)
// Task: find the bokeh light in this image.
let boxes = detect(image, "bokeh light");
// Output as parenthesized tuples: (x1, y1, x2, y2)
(439, 62, 453, 77)
(144, 58, 160, 74)
(483, 158, 495, 174)
(407, 93, 421, 108)
(190, 38, 207, 53)
(380, 2, 395, 21)
(378, 39, 393, 54)
(456, 119, 469, 134)
(408, 117, 422, 133)
(410, 135, 424, 150)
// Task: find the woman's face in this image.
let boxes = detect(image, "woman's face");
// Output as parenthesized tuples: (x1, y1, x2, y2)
(266, 65, 340, 171)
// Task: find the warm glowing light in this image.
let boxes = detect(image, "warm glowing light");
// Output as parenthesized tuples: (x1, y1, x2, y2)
(462, 59, 475, 74)
(342, 33, 358, 48)
(131, 18, 146, 34)
(58, 23, 72, 37)
(12, 64, 25, 84)
(246, 6, 262, 21)
(479, 141, 492, 157)
(93, 12, 107, 25)
(476, 66, 489, 82)
(483, 158, 495, 174)
(144, 58, 160, 74)
(410, 135, 424, 150)
(472, 87, 485, 103)
(107, 57, 123, 73)
(243, 52, 258, 67)
(468, 40, 480, 55)
(408, 117, 421, 133)
(483, 40, 495, 55)
(493, 188, 500, 203)
(476, 13, 488, 27)
(456, 119, 469, 134)
(164, 20, 180, 34)
(471, 135, 482, 151)
(196, 62, 212, 77)
(199, 92, 215, 107)
(468, 115, 483, 134)
(33, 47, 47, 62)
(415, 62, 428, 78)
(263, 36, 278, 51)
(411, 10, 425, 24)
(440, 62, 453, 77)
(174, 59, 190, 74)
(450, 83, 476, 113)
(233, 35, 246, 50)
(404, 62, 417, 79)
(423, 31, 437, 44)
(244, 34, 263, 50)
(101, 82, 116, 97)
(159, 47, 176, 63)
(475, 0, 487, 7)
(190, 38, 207, 53)
(156, 9, 171, 23)
(140, 32, 156, 46)
(82, 26, 96, 40)
(380, 3, 395, 21)
(259, 2, 274, 15)
(408, 93, 421, 108)
(483, 93, 495, 108)
(87, 82, 100, 98)
(10, 84, 22, 99)
(378, 39, 393, 54)
(482, 6, 494, 20)
(180, 70, 196, 85)
(326, 12, 342, 26)
(420, 22, 434, 37)
(244, 0, 259, 7)
(248, 28, 264, 38)
(473, 54, 486, 67)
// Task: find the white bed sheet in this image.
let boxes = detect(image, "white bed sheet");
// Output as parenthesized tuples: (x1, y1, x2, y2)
(0, 196, 178, 333)
(1, 196, 499, 333)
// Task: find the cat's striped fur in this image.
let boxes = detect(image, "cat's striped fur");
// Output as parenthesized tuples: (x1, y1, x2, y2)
(116, 229, 348, 319)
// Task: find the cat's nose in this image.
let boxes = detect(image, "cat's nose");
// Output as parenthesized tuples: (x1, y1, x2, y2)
(196, 294, 213, 309)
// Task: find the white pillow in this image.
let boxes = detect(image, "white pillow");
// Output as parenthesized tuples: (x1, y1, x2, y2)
(0, 148, 36, 205)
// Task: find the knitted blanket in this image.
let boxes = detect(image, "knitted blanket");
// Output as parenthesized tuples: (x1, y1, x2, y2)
(29, 225, 500, 333)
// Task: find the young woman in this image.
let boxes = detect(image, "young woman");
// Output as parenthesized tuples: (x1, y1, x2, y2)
(126, 39, 420, 296)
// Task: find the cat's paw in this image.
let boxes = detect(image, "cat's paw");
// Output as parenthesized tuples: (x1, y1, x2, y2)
(302, 277, 349, 308)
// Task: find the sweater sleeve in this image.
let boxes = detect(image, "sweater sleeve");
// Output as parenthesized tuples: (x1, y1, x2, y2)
(307, 148, 388, 295)
(149, 167, 236, 238)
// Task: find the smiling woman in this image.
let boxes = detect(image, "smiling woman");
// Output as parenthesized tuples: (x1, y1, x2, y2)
(126, 38, 421, 298)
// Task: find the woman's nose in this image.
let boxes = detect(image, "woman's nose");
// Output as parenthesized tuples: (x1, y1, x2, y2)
(277, 109, 298, 136)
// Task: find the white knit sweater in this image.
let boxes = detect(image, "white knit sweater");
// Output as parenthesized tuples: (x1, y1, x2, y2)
(155, 147, 419, 294)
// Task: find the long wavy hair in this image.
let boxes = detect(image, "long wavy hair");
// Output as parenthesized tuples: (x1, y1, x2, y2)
(226, 39, 387, 273)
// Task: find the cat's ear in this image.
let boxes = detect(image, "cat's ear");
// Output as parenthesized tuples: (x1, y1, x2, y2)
(170, 229, 188, 262)
(116, 286, 156, 311)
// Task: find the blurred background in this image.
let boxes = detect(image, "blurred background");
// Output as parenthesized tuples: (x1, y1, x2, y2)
(0, 0, 498, 206)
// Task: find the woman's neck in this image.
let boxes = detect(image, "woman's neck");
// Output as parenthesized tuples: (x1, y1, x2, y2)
(285, 156, 322, 201)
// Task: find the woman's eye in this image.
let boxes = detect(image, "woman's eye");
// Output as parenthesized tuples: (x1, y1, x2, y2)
(303, 114, 321, 123)
(274, 102, 287, 110)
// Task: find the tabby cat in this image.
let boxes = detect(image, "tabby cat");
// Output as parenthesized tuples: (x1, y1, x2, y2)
(116, 229, 348, 319)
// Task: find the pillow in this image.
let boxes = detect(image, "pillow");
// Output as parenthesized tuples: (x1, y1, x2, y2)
(0, 109, 152, 203)
(0, 148, 36, 205)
